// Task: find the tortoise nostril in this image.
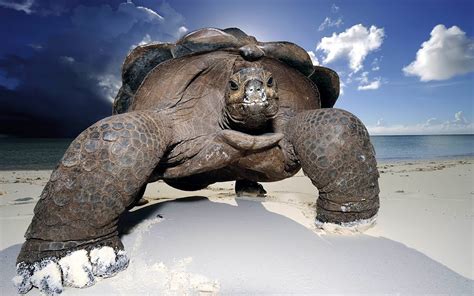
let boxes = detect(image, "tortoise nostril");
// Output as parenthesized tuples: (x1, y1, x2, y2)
(246, 80, 264, 95)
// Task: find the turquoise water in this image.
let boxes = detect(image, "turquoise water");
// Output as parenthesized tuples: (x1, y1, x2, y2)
(371, 134, 474, 162)
(0, 135, 473, 170)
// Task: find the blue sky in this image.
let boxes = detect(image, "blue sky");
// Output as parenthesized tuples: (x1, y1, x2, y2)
(0, 0, 473, 136)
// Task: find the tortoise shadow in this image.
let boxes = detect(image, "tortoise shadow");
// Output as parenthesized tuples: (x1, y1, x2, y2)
(116, 196, 472, 294)
(118, 196, 209, 236)
(1, 196, 472, 295)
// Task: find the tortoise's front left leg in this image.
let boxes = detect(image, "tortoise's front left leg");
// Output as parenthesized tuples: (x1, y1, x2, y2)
(14, 111, 171, 295)
(286, 108, 379, 227)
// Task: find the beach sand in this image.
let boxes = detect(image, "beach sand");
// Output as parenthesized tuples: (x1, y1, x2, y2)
(0, 158, 472, 294)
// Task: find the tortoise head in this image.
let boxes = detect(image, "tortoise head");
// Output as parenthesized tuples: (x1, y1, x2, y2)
(225, 67, 279, 131)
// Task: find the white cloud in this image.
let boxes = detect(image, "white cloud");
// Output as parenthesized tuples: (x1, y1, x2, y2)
(371, 57, 381, 71)
(59, 56, 75, 64)
(156, 2, 187, 38)
(339, 80, 345, 96)
(133, 4, 165, 22)
(376, 118, 385, 127)
(178, 26, 188, 36)
(454, 111, 468, 125)
(130, 25, 186, 50)
(356, 71, 368, 82)
(367, 112, 474, 135)
(356, 71, 381, 90)
(96, 74, 121, 103)
(424, 80, 465, 88)
(0, 0, 34, 14)
(28, 43, 43, 50)
(331, 3, 340, 13)
(424, 118, 442, 126)
(317, 24, 384, 73)
(403, 24, 474, 81)
(358, 80, 380, 90)
(130, 34, 152, 50)
(307, 51, 320, 66)
(318, 17, 343, 31)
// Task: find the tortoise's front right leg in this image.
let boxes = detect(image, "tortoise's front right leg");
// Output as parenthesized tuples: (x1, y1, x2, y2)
(14, 111, 171, 295)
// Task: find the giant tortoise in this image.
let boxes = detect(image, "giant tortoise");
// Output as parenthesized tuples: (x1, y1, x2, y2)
(14, 27, 379, 295)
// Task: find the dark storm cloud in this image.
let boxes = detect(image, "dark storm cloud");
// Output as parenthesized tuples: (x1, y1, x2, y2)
(0, 0, 123, 16)
(0, 1, 187, 137)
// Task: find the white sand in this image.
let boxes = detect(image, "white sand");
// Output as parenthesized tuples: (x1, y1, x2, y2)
(59, 250, 94, 288)
(0, 158, 472, 294)
(367, 159, 474, 279)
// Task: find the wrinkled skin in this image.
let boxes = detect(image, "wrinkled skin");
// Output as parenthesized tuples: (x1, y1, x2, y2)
(15, 28, 379, 295)
(224, 67, 278, 130)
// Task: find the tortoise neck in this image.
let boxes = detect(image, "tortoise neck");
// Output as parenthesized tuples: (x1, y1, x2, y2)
(221, 107, 276, 135)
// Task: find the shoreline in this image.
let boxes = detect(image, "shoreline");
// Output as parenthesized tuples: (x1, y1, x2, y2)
(0, 157, 472, 293)
(2, 134, 473, 172)
(1, 155, 473, 171)
(376, 154, 474, 164)
(1, 153, 473, 170)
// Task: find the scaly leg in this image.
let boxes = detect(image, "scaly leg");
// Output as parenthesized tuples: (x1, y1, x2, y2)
(14, 111, 171, 295)
(286, 109, 379, 226)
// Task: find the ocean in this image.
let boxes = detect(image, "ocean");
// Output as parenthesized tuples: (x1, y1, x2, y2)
(370, 134, 474, 162)
(0, 135, 473, 170)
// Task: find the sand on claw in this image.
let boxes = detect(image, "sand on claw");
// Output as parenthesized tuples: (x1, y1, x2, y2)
(90, 246, 129, 278)
(14, 259, 64, 295)
(315, 215, 378, 234)
(58, 250, 95, 288)
(12, 263, 33, 294)
(12, 246, 129, 295)
(31, 260, 63, 295)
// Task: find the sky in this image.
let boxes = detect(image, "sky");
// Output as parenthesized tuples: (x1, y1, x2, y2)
(0, 0, 473, 137)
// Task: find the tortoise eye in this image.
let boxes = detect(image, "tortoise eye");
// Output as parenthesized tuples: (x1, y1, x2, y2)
(267, 76, 274, 87)
(229, 80, 239, 91)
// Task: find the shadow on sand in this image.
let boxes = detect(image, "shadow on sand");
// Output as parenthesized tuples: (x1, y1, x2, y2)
(1, 196, 472, 294)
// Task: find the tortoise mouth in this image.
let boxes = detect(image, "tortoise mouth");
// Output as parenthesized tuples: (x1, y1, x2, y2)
(225, 98, 279, 132)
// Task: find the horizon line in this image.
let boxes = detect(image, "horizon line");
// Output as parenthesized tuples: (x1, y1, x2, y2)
(1, 133, 474, 139)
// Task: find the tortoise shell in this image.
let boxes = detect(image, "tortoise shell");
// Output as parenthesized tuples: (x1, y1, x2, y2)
(113, 27, 339, 115)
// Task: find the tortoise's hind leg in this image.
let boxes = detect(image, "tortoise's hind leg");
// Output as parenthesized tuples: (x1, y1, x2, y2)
(14, 111, 171, 295)
(235, 180, 267, 197)
(286, 109, 379, 227)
